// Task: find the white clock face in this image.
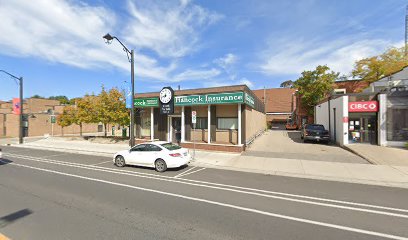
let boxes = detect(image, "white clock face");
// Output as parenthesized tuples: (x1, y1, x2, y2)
(160, 88, 172, 104)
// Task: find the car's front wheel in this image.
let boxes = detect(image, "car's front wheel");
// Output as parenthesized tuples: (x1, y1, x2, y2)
(155, 159, 167, 172)
(115, 155, 126, 167)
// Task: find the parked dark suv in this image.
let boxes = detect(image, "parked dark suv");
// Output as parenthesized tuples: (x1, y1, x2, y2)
(300, 124, 330, 143)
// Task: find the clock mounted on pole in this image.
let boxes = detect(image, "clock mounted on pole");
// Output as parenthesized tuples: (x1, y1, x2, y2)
(159, 87, 174, 115)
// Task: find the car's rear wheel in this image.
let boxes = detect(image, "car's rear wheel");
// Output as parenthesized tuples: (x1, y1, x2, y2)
(115, 155, 126, 167)
(155, 159, 167, 172)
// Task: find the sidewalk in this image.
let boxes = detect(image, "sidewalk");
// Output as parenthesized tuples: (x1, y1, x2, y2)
(3, 137, 408, 189)
(344, 144, 408, 166)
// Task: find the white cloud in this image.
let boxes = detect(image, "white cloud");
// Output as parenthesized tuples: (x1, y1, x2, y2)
(238, 78, 254, 88)
(0, 0, 222, 82)
(173, 68, 221, 82)
(214, 53, 239, 80)
(214, 53, 238, 69)
(200, 77, 254, 89)
(125, 0, 222, 58)
(259, 37, 402, 76)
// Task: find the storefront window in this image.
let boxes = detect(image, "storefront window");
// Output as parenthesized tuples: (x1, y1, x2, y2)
(195, 117, 208, 129)
(217, 118, 238, 130)
(387, 93, 408, 142)
(386, 108, 408, 141)
(140, 116, 151, 137)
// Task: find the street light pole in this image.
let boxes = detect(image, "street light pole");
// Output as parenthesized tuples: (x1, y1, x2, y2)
(0, 70, 24, 144)
(130, 49, 135, 147)
(19, 77, 23, 144)
(103, 33, 135, 147)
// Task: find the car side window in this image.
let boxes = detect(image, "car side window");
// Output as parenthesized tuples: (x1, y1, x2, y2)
(131, 144, 147, 151)
(146, 144, 162, 152)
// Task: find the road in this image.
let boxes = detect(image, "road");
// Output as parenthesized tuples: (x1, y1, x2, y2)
(1, 146, 408, 240)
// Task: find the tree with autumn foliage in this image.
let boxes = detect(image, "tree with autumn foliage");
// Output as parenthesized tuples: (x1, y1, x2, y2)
(94, 86, 129, 137)
(352, 46, 408, 83)
(294, 65, 339, 115)
(57, 105, 75, 136)
(75, 95, 99, 136)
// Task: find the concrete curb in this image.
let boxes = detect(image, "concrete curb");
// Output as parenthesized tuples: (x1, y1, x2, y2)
(10, 144, 115, 157)
(341, 145, 377, 165)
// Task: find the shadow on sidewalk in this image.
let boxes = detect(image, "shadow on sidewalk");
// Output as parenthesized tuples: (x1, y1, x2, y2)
(286, 131, 302, 143)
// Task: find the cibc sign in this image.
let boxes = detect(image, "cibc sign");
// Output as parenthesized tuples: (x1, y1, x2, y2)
(348, 101, 378, 112)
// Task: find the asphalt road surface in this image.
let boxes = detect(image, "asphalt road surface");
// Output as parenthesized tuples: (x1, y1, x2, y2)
(1, 146, 408, 240)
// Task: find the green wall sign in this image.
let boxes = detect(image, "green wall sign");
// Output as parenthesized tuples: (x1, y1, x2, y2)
(134, 91, 257, 108)
(244, 92, 255, 108)
(174, 92, 244, 106)
(134, 97, 159, 107)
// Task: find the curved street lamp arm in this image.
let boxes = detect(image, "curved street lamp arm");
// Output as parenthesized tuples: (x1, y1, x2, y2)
(112, 37, 132, 63)
(0, 70, 20, 80)
(113, 37, 130, 54)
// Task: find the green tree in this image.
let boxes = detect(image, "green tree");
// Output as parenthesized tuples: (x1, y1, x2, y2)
(68, 97, 82, 105)
(49, 95, 70, 104)
(280, 80, 294, 88)
(94, 86, 129, 137)
(31, 94, 44, 99)
(352, 46, 408, 83)
(57, 106, 75, 136)
(294, 65, 339, 115)
(74, 95, 99, 136)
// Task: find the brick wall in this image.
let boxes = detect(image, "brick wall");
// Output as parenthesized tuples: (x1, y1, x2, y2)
(180, 142, 244, 152)
(26, 98, 60, 113)
(5, 113, 19, 137)
(0, 114, 5, 137)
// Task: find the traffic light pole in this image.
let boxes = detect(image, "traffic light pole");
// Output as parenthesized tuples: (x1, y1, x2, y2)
(1, 70, 24, 144)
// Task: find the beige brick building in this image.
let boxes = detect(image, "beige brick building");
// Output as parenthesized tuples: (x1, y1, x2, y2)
(0, 98, 102, 138)
(134, 85, 265, 152)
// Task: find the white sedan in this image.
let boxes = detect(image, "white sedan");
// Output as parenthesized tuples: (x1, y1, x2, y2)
(113, 141, 191, 172)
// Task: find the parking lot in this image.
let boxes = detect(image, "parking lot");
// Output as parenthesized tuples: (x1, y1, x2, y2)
(244, 130, 369, 164)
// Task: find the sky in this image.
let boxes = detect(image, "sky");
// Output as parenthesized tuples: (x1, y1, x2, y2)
(0, 0, 406, 101)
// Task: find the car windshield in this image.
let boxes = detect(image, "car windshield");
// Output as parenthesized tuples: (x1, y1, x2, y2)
(160, 143, 182, 150)
(306, 125, 325, 130)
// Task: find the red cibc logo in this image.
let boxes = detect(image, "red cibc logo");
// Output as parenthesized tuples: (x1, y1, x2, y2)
(348, 101, 378, 112)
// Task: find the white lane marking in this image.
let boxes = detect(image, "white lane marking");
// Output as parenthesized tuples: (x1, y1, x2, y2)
(177, 168, 206, 178)
(5, 153, 408, 214)
(5, 154, 408, 219)
(174, 166, 197, 178)
(41, 153, 69, 158)
(2, 159, 408, 240)
(91, 160, 112, 166)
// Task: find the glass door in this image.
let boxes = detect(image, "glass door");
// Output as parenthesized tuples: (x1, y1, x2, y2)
(348, 114, 377, 144)
(349, 118, 361, 143)
(171, 117, 181, 144)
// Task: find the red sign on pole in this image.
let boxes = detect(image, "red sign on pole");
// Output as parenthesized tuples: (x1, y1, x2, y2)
(343, 117, 349, 123)
(348, 101, 378, 112)
(12, 98, 21, 115)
